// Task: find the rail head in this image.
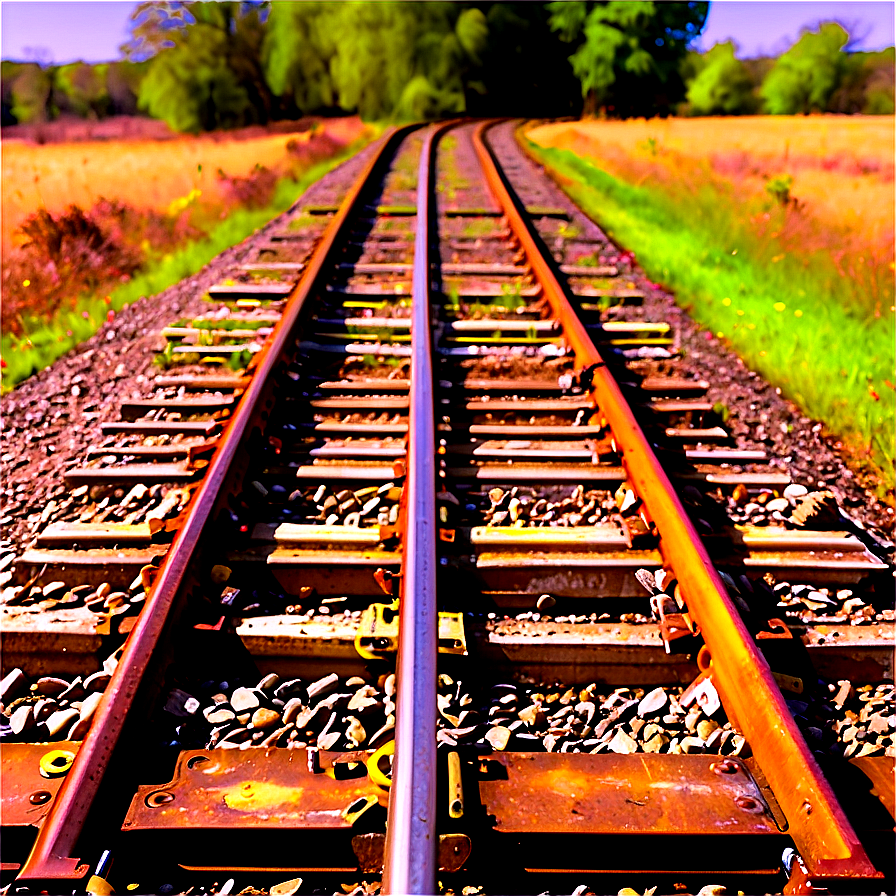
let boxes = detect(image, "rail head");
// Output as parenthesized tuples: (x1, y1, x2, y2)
(17, 124, 421, 886)
(472, 119, 880, 886)
(382, 121, 457, 896)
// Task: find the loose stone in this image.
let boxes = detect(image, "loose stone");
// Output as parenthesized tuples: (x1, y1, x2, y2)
(637, 687, 668, 718)
(35, 676, 69, 696)
(251, 708, 281, 730)
(230, 687, 261, 712)
(485, 725, 512, 751)
(608, 729, 638, 754)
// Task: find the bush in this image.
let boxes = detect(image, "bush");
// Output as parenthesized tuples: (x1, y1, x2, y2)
(686, 42, 757, 115)
(2, 200, 201, 333)
(760, 23, 848, 114)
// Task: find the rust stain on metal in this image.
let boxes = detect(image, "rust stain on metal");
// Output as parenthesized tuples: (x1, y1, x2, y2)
(124, 749, 383, 830)
(478, 753, 779, 836)
(1, 742, 80, 828)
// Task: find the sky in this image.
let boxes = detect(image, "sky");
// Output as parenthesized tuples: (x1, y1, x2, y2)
(1, 0, 894, 64)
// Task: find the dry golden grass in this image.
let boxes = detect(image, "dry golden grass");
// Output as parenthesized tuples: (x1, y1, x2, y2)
(529, 116, 895, 250)
(525, 116, 895, 491)
(1, 117, 368, 250)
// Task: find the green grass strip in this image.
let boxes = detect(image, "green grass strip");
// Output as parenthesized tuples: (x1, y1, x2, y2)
(1, 138, 376, 392)
(525, 140, 895, 493)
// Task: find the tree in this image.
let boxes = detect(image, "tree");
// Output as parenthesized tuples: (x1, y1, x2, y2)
(261, 2, 339, 115)
(137, 23, 251, 132)
(326, 2, 469, 120)
(56, 62, 112, 119)
(5, 62, 56, 123)
(262, 2, 489, 121)
(129, 1, 272, 132)
(827, 47, 895, 114)
(548, 1, 708, 116)
(685, 41, 756, 115)
(105, 60, 150, 116)
(760, 22, 849, 114)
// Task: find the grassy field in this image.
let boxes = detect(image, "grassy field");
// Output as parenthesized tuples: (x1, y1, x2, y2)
(1, 118, 378, 389)
(1, 117, 368, 251)
(526, 116, 895, 494)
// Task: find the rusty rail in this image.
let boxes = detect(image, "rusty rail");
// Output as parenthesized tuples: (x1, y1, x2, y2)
(472, 121, 880, 886)
(17, 124, 419, 886)
(382, 121, 444, 894)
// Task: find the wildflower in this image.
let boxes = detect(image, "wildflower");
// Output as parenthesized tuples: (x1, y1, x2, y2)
(716, 332, 724, 338)
(22, 279, 30, 287)
(737, 310, 745, 316)
(794, 310, 803, 318)
(722, 297, 731, 306)
(82, 311, 90, 319)
(773, 302, 786, 312)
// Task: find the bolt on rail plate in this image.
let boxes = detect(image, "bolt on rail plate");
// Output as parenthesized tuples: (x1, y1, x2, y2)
(1, 742, 81, 828)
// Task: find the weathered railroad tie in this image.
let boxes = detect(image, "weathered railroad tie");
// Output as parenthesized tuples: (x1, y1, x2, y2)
(1, 119, 892, 896)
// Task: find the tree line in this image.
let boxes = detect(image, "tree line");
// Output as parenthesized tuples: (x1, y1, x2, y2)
(2, 2, 893, 131)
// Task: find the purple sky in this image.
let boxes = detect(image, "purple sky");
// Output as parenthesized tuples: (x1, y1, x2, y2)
(695, 1, 895, 55)
(1, 1, 894, 64)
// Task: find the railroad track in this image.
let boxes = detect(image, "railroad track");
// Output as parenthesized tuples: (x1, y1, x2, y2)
(1, 120, 892, 896)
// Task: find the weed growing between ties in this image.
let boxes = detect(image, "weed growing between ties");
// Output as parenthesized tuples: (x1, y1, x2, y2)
(1, 136, 376, 391)
(525, 140, 895, 495)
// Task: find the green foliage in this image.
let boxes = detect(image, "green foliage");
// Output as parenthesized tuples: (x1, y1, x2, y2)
(765, 174, 794, 207)
(526, 141, 895, 490)
(5, 62, 56, 124)
(105, 60, 150, 116)
(829, 46, 895, 114)
(456, 8, 489, 64)
(120, 1, 194, 61)
(137, 23, 250, 132)
(685, 41, 756, 115)
(329, 3, 468, 120)
(1, 61, 21, 124)
(760, 22, 848, 114)
(262, 2, 338, 113)
(132, 1, 272, 132)
(548, 0, 709, 116)
(56, 62, 111, 118)
(260, 2, 580, 121)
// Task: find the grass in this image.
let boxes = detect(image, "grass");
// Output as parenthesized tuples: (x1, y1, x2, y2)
(524, 121, 894, 495)
(1, 142, 374, 391)
(1, 118, 370, 251)
(530, 117, 894, 256)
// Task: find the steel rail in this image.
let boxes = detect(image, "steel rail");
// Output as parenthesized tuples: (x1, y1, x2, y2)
(17, 124, 419, 886)
(382, 121, 453, 895)
(472, 121, 880, 885)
